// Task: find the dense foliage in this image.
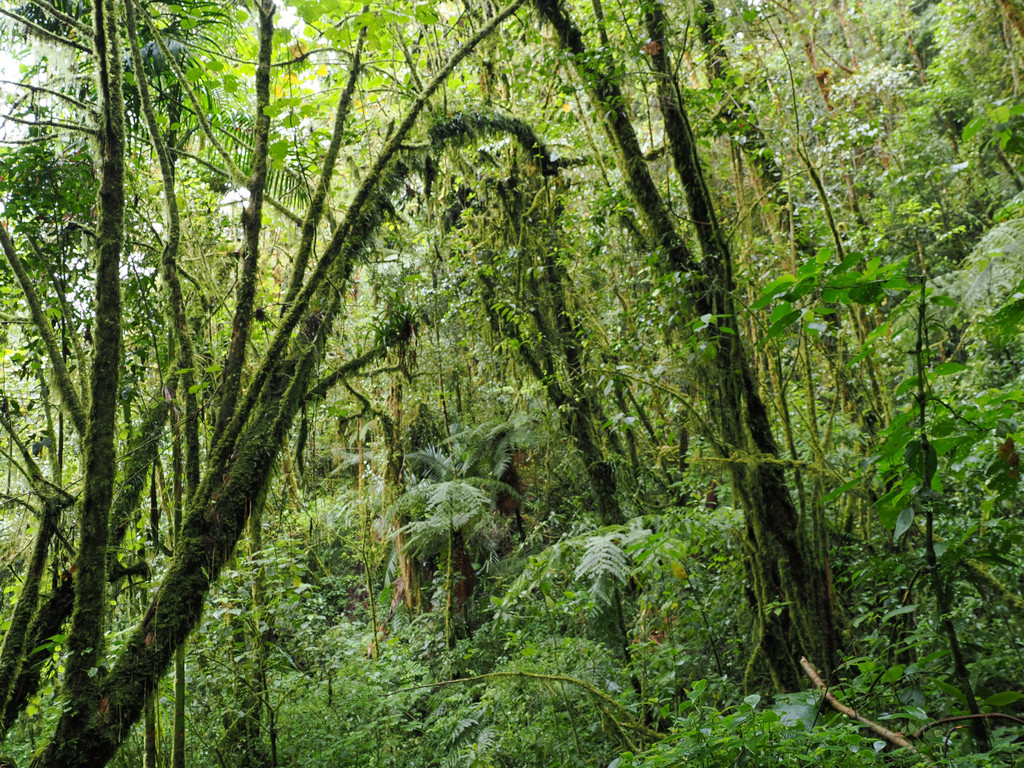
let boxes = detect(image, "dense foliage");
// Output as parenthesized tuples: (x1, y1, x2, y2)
(0, 0, 1022, 765)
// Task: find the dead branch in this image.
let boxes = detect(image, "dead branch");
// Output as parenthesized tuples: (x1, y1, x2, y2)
(800, 656, 917, 753)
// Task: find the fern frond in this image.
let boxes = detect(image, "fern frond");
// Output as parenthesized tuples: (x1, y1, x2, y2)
(407, 444, 452, 480)
(963, 217, 1024, 311)
(574, 532, 629, 588)
(451, 715, 479, 744)
(425, 480, 490, 513)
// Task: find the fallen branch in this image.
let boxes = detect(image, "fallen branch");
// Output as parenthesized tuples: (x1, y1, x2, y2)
(800, 656, 917, 753)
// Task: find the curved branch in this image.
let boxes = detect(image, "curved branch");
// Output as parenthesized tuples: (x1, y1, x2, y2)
(281, 28, 367, 312)
(913, 712, 1024, 740)
(211, 0, 276, 445)
(0, 112, 96, 135)
(124, 0, 200, 495)
(208, 0, 528, 478)
(0, 410, 74, 506)
(29, 234, 90, 390)
(0, 80, 96, 114)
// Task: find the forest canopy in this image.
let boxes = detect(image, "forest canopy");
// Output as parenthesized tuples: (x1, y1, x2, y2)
(0, 0, 1022, 765)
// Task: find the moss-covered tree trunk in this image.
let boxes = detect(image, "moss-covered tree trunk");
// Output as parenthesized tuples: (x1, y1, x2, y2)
(531, 0, 840, 689)
(37, 0, 125, 758)
(471, 167, 624, 527)
(0, 504, 58, 729)
(0, 388, 171, 743)
(17, 5, 527, 765)
(123, 0, 201, 760)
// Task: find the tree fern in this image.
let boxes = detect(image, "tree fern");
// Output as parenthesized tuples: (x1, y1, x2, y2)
(501, 521, 653, 610)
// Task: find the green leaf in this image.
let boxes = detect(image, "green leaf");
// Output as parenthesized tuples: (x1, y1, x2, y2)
(932, 362, 967, 377)
(823, 475, 863, 502)
(268, 140, 289, 160)
(414, 3, 440, 24)
(848, 281, 883, 304)
(787, 277, 817, 302)
(982, 690, 1024, 708)
(769, 302, 794, 324)
(990, 105, 1012, 123)
(962, 116, 986, 142)
(763, 310, 801, 342)
(893, 507, 914, 541)
(881, 664, 905, 684)
(987, 287, 1024, 338)
(895, 375, 920, 396)
(932, 678, 968, 706)
(751, 274, 796, 310)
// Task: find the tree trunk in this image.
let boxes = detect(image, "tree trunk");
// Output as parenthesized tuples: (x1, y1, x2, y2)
(49, 0, 124, 752)
(532, 0, 841, 689)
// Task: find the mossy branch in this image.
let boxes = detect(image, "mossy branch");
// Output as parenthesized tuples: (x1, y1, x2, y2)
(306, 342, 392, 400)
(0, 79, 95, 115)
(428, 111, 574, 176)
(281, 28, 367, 313)
(0, 410, 74, 506)
(124, 0, 199, 496)
(0, 373, 177, 740)
(0, 579, 73, 742)
(0, 504, 59, 731)
(208, 157, 408, 493)
(28, 236, 90, 393)
(801, 656, 917, 752)
(0, 224, 88, 437)
(27, 0, 91, 36)
(0, 7, 91, 53)
(533, 0, 840, 687)
(212, 0, 276, 446)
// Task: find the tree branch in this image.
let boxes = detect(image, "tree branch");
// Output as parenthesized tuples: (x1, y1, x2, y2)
(800, 656, 917, 752)
(0, 7, 91, 52)
(0, 224, 88, 436)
